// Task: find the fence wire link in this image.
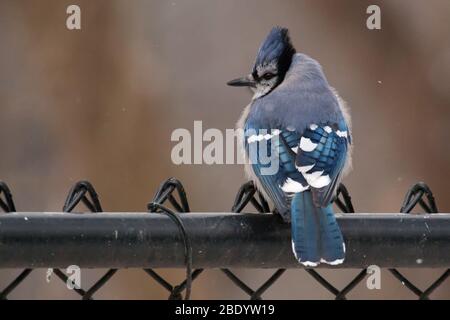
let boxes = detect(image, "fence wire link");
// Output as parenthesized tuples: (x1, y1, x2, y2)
(147, 177, 199, 300)
(387, 182, 448, 300)
(0, 179, 448, 299)
(223, 180, 286, 299)
(0, 181, 31, 300)
(58, 181, 117, 300)
(0, 181, 16, 212)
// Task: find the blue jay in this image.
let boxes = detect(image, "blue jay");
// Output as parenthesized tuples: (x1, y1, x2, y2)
(228, 27, 352, 267)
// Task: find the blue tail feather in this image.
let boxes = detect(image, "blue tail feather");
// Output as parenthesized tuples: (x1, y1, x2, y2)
(291, 192, 345, 266)
(317, 205, 345, 264)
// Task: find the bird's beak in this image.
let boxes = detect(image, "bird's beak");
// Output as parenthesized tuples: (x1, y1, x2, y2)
(227, 74, 256, 88)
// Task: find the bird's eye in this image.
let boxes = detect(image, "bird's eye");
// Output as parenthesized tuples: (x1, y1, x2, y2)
(262, 72, 276, 80)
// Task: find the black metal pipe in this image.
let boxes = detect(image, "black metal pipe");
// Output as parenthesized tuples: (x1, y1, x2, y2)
(0, 212, 449, 268)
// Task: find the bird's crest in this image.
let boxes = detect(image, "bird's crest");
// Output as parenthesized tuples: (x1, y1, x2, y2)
(253, 27, 296, 74)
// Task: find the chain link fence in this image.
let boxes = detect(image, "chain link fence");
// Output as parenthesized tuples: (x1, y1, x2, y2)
(0, 178, 448, 300)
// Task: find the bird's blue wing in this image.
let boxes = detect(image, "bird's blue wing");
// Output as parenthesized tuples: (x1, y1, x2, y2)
(244, 122, 350, 214)
(244, 126, 308, 219)
(295, 123, 349, 207)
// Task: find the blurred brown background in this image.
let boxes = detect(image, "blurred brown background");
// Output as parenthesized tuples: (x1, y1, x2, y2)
(0, 0, 449, 299)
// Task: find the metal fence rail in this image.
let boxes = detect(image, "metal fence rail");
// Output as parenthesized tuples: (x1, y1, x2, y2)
(1, 213, 450, 269)
(0, 178, 448, 300)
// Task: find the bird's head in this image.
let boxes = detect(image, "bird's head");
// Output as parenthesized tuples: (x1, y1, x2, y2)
(227, 26, 296, 99)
